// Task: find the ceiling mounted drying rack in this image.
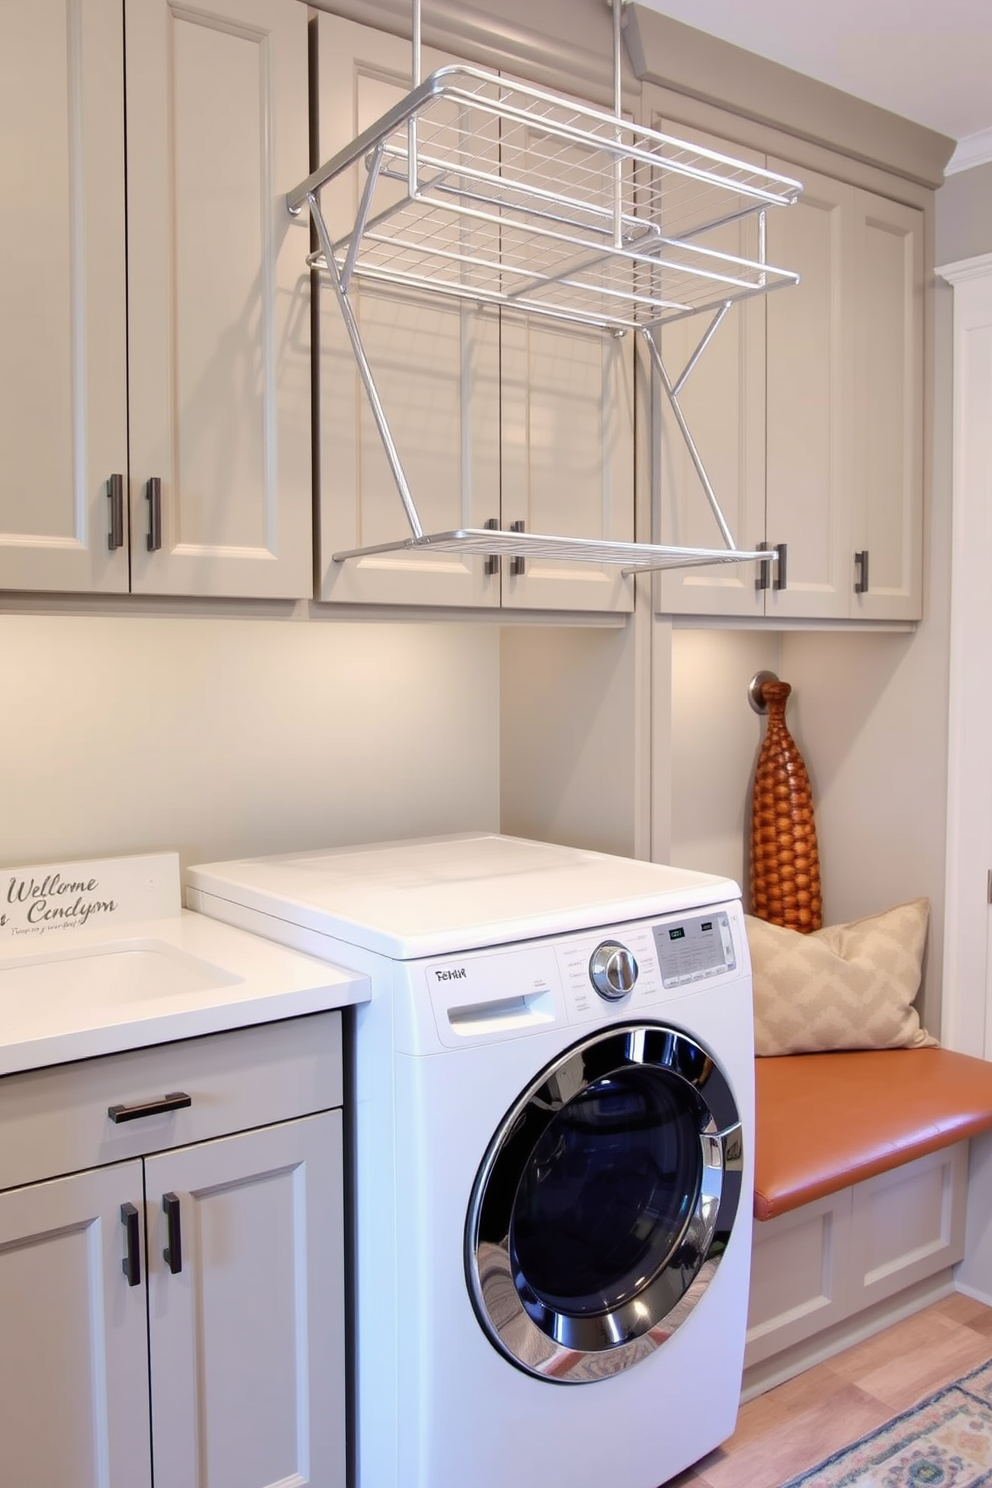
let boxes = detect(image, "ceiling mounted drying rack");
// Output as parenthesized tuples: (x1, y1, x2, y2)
(287, 0, 803, 576)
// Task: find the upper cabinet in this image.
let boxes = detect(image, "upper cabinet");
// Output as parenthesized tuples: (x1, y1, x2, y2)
(0, 0, 128, 594)
(650, 104, 925, 623)
(0, 0, 312, 599)
(312, 13, 634, 612)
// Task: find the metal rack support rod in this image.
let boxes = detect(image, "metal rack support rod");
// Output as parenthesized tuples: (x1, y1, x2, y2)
(311, 195, 424, 540)
(342, 142, 385, 292)
(671, 301, 731, 397)
(641, 326, 736, 551)
(611, 0, 623, 249)
(408, 0, 422, 196)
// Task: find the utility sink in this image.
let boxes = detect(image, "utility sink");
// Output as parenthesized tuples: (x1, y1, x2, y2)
(0, 850, 370, 1076)
(0, 939, 242, 1012)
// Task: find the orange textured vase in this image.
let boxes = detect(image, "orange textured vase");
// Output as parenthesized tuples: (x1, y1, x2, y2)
(749, 679, 822, 932)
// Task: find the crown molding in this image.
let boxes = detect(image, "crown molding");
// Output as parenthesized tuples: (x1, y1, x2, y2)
(936, 252, 992, 286)
(624, 3, 954, 188)
(945, 128, 992, 177)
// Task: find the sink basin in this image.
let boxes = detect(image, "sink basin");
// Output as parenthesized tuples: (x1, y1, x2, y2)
(0, 939, 242, 1024)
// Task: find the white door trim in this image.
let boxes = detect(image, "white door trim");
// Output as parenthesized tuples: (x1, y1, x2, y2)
(938, 254, 992, 1056)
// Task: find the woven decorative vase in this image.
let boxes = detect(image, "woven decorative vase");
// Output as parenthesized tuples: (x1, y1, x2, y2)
(749, 680, 823, 932)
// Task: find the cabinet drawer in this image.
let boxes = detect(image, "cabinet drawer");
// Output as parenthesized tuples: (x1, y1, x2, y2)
(0, 1012, 342, 1192)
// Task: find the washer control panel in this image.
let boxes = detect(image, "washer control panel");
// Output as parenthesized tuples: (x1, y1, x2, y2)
(653, 911, 736, 988)
(417, 899, 746, 1046)
(555, 903, 743, 1025)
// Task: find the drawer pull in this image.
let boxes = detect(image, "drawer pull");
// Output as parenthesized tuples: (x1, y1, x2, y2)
(509, 520, 525, 577)
(108, 1091, 192, 1123)
(121, 1203, 141, 1287)
(146, 476, 162, 551)
(755, 540, 770, 591)
(107, 473, 125, 551)
(163, 1192, 183, 1275)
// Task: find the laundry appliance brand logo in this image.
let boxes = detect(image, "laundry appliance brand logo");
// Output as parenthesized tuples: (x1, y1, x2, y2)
(3, 870, 119, 937)
(434, 966, 467, 982)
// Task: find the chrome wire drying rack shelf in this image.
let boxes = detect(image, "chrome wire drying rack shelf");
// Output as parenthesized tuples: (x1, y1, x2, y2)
(287, 0, 803, 575)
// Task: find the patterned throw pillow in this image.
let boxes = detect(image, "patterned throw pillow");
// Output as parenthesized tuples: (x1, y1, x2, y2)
(746, 898, 937, 1056)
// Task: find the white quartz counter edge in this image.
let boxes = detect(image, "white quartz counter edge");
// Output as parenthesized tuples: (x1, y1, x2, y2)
(0, 909, 370, 1077)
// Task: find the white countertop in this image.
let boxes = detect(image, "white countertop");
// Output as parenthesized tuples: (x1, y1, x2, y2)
(0, 907, 369, 1077)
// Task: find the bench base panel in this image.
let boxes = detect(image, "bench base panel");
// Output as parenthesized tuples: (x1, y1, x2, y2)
(742, 1271, 957, 1402)
(743, 1142, 967, 1396)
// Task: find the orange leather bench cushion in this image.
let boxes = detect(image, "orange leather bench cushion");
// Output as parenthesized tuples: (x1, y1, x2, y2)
(754, 1047, 992, 1221)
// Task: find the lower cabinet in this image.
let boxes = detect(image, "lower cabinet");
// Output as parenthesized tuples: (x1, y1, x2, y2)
(0, 1015, 345, 1488)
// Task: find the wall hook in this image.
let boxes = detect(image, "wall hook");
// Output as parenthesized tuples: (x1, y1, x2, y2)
(747, 670, 780, 715)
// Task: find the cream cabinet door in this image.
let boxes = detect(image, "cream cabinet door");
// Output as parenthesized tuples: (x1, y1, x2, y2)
(0, 0, 129, 592)
(765, 160, 856, 621)
(315, 14, 501, 607)
(499, 304, 633, 619)
(125, 0, 312, 598)
(497, 92, 634, 615)
(652, 119, 767, 619)
(850, 191, 924, 621)
(145, 1112, 345, 1488)
(500, 316, 634, 614)
(0, 1162, 151, 1488)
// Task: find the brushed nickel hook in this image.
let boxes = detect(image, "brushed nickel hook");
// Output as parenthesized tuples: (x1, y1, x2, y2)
(747, 670, 780, 715)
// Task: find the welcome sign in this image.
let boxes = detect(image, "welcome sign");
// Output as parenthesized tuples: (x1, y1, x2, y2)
(0, 853, 181, 943)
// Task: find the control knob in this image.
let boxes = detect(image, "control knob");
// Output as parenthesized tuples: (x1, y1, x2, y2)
(589, 941, 638, 1001)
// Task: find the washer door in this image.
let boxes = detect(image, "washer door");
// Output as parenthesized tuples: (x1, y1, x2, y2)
(465, 1023, 744, 1383)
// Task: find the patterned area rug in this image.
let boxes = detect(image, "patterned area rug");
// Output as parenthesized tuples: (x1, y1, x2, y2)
(780, 1360, 992, 1487)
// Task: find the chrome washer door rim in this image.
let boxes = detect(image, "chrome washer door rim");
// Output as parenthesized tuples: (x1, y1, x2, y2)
(465, 1022, 743, 1383)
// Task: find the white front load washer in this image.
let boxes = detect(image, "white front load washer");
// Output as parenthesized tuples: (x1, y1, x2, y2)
(186, 834, 755, 1488)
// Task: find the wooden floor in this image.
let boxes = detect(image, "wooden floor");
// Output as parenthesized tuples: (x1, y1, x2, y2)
(669, 1294, 992, 1488)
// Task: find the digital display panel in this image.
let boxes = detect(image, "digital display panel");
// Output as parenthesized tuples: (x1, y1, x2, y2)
(652, 911, 736, 987)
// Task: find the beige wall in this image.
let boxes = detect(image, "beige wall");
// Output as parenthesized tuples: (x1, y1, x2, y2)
(666, 629, 783, 891)
(0, 612, 500, 872)
(937, 162, 992, 264)
(499, 621, 646, 859)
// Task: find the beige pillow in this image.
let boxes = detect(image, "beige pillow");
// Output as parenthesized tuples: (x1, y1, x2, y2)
(746, 899, 937, 1057)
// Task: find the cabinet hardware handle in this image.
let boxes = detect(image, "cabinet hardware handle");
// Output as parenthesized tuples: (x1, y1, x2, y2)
(755, 540, 770, 592)
(163, 1192, 183, 1275)
(483, 517, 500, 577)
(854, 549, 870, 594)
(510, 520, 526, 577)
(146, 476, 162, 551)
(108, 1091, 192, 1124)
(773, 542, 788, 591)
(121, 1203, 141, 1287)
(107, 474, 125, 551)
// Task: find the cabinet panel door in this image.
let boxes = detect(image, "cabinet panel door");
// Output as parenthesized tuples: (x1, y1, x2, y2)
(146, 1112, 345, 1488)
(126, 0, 312, 598)
(851, 191, 924, 621)
(316, 15, 500, 606)
(765, 162, 855, 620)
(500, 312, 634, 613)
(0, 1162, 150, 1488)
(497, 93, 634, 614)
(0, 0, 128, 592)
(652, 120, 766, 618)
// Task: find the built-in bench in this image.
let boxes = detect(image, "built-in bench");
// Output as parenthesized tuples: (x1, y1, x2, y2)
(743, 1047, 992, 1397)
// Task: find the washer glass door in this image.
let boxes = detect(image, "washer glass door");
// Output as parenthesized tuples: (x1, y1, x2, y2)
(466, 1023, 743, 1383)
